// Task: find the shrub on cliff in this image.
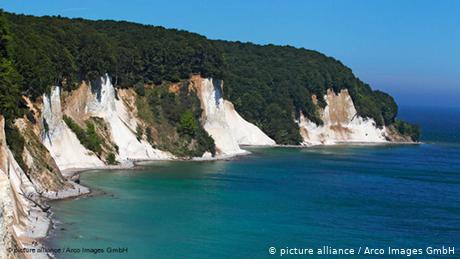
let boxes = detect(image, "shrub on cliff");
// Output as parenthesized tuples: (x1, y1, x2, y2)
(178, 109, 216, 156)
(138, 82, 216, 157)
(394, 120, 420, 142)
(106, 152, 118, 165)
(63, 115, 103, 155)
(4, 122, 27, 170)
(178, 110, 198, 137)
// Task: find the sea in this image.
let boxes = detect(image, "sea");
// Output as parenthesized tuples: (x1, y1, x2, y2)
(47, 105, 460, 258)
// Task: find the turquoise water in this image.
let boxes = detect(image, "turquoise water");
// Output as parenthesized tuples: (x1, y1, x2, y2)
(49, 106, 460, 258)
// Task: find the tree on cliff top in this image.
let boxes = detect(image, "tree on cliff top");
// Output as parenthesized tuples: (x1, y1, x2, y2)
(0, 10, 22, 122)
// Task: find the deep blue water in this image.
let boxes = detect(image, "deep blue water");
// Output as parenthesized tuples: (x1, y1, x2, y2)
(49, 106, 460, 258)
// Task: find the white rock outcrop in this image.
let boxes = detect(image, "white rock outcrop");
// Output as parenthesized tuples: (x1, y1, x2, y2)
(196, 78, 275, 156)
(86, 75, 172, 162)
(223, 101, 276, 146)
(298, 89, 387, 146)
(42, 86, 104, 170)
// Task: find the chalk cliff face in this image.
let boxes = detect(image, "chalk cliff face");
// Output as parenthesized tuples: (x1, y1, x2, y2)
(191, 77, 275, 156)
(0, 116, 52, 259)
(81, 75, 172, 162)
(42, 86, 104, 170)
(298, 89, 388, 145)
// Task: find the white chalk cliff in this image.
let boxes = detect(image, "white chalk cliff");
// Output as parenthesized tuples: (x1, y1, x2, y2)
(42, 86, 104, 170)
(193, 77, 275, 156)
(298, 89, 388, 145)
(84, 75, 172, 162)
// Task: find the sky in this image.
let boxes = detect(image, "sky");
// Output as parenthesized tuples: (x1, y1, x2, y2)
(2, 0, 459, 107)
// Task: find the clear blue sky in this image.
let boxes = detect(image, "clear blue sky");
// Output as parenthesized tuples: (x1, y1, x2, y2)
(2, 0, 459, 107)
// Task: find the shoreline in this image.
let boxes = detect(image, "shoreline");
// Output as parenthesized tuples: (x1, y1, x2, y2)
(55, 140, 422, 180)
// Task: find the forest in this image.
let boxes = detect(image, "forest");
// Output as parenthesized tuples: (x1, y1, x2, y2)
(0, 10, 419, 145)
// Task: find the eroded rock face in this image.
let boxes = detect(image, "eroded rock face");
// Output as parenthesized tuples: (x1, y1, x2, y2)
(0, 116, 50, 259)
(59, 75, 173, 164)
(41, 86, 104, 170)
(298, 89, 388, 145)
(16, 118, 67, 192)
(196, 78, 245, 156)
(191, 76, 275, 156)
(87, 75, 172, 161)
(0, 117, 14, 259)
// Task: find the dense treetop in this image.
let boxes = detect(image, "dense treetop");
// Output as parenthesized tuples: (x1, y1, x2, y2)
(0, 11, 22, 122)
(216, 41, 400, 143)
(4, 12, 223, 98)
(0, 11, 419, 143)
